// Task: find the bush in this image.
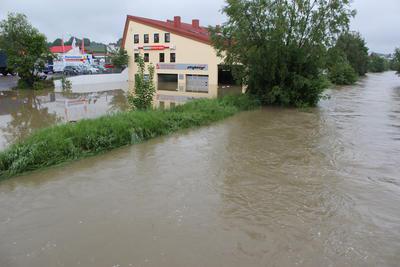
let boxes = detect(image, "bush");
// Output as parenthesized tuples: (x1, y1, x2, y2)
(328, 61, 358, 85)
(369, 54, 389, 73)
(0, 94, 260, 179)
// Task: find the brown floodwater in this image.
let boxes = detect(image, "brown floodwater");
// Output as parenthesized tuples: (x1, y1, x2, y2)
(0, 72, 399, 267)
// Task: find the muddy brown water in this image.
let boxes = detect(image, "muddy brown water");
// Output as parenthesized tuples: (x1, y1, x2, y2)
(0, 72, 400, 267)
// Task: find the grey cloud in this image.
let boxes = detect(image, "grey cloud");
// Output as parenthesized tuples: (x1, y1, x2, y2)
(0, 0, 399, 53)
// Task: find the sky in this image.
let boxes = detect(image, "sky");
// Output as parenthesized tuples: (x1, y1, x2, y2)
(0, 0, 399, 53)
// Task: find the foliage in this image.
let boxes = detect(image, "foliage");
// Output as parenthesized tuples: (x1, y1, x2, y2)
(63, 37, 90, 47)
(334, 32, 369, 76)
(327, 48, 358, 85)
(392, 48, 400, 74)
(128, 55, 156, 110)
(61, 76, 72, 91)
(0, 13, 51, 87)
(0, 94, 260, 179)
(369, 53, 389, 73)
(116, 38, 123, 47)
(32, 79, 54, 90)
(109, 47, 129, 69)
(210, 0, 354, 107)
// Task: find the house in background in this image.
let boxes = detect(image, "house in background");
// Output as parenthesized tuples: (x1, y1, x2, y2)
(50, 38, 93, 71)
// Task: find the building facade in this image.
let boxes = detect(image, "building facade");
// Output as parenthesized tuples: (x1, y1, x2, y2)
(122, 15, 230, 108)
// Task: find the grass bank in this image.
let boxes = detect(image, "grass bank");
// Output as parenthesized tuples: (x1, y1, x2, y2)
(0, 94, 260, 180)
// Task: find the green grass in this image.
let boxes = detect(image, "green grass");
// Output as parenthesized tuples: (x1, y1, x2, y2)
(0, 94, 260, 180)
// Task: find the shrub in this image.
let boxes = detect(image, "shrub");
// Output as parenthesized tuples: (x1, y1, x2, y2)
(128, 55, 156, 110)
(328, 61, 358, 85)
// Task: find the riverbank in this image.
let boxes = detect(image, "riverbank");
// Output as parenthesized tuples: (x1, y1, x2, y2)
(0, 94, 259, 179)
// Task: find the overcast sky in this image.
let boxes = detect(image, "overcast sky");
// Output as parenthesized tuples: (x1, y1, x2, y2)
(0, 0, 399, 53)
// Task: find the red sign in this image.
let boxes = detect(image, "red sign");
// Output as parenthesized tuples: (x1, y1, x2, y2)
(138, 45, 170, 51)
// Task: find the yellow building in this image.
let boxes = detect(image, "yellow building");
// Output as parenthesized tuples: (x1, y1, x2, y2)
(121, 15, 237, 108)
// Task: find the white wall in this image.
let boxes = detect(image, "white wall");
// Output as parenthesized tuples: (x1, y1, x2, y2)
(54, 69, 129, 93)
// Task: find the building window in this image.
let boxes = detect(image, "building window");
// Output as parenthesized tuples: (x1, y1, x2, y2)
(186, 75, 209, 93)
(134, 53, 140, 62)
(159, 53, 165, 63)
(144, 34, 149, 43)
(144, 53, 149, 62)
(165, 33, 170, 43)
(134, 34, 139, 44)
(159, 101, 165, 110)
(154, 33, 159, 43)
(158, 74, 178, 91)
(170, 102, 176, 109)
(170, 53, 176, 63)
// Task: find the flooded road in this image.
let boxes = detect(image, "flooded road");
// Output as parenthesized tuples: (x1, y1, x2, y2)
(0, 72, 399, 267)
(0, 89, 129, 150)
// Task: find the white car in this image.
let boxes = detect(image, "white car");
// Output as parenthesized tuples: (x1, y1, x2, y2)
(87, 66, 99, 74)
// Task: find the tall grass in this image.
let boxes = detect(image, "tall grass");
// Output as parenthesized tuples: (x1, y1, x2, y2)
(0, 94, 260, 180)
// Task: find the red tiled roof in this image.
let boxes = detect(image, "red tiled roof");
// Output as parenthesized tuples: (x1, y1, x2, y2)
(121, 15, 211, 48)
(50, 45, 73, 53)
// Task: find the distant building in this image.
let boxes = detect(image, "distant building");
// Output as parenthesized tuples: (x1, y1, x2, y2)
(50, 38, 93, 71)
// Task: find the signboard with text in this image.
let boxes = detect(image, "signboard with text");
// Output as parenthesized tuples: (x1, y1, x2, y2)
(156, 63, 208, 71)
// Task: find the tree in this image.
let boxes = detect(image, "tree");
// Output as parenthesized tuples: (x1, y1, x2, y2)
(52, 38, 63, 46)
(392, 48, 400, 74)
(369, 53, 388, 73)
(116, 38, 123, 47)
(109, 47, 129, 69)
(0, 13, 51, 87)
(327, 48, 357, 85)
(128, 55, 155, 110)
(210, 0, 354, 107)
(335, 32, 369, 76)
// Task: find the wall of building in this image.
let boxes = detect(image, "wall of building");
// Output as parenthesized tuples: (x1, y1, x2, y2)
(124, 20, 223, 108)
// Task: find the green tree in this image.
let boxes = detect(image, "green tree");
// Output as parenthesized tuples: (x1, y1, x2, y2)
(334, 32, 369, 76)
(128, 55, 155, 110)
(327, 48, 357, 85)
(52, 38, 63, 46)
(210, 0, 354, 107)
(392, 48, 400, 74)
(0, 13, 51, 87)
(369, 53, 388, 73)
(109, 47, 129, 69)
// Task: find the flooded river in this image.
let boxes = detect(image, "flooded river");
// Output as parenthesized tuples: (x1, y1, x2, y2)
(0, 72, 399, 267)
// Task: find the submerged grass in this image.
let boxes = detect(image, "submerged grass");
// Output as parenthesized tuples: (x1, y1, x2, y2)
(0, 94, 260, 180)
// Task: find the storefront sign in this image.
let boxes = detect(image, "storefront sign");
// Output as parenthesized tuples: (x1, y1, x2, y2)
(63, 55, 92, 64)
(156, 64, 208, 71)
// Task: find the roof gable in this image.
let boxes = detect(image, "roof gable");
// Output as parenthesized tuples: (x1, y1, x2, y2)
(121, 15, 211, 48)
(50, 46, 73, 53)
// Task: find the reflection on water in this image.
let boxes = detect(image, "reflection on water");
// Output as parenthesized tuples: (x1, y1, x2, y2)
(0, 89, 129, 150)
(0, 72, 399, 267)
(1, 85, 242, 149)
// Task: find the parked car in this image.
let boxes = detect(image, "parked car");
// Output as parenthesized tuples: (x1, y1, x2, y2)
(87, 65, 99, 74)
(104, 64, 114, 69)
(43, 64, 54, 74)
(95, 65, 110, 73)
(63, 66, 80, 76)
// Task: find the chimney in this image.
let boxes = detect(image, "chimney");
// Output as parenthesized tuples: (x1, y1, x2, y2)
(174, 16, 181, 28)
(192, 19, 200, 29)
